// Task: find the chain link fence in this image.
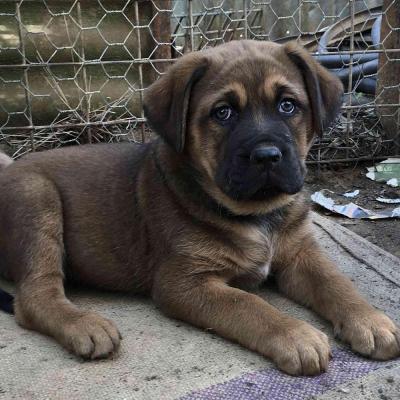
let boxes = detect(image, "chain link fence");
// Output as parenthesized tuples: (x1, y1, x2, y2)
(0, 0, 399, 163)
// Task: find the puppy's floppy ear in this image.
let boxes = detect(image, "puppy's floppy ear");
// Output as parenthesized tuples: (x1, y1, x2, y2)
(284, 42, 344, 137)
(143, 53, 208, 152)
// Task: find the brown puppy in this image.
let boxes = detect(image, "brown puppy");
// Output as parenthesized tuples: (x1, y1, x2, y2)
(0, 40, 399, 375)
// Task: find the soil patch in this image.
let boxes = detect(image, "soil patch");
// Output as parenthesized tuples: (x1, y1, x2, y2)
(306, 163, 400, 258)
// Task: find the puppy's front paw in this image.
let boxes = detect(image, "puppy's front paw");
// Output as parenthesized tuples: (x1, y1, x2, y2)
(335, 310, 400, 360)
(59, 311, 121, 360)
(269, 320, 331, 376)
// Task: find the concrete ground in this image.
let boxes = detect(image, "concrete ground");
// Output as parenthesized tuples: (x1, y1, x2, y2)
(0, 213, 399, 400)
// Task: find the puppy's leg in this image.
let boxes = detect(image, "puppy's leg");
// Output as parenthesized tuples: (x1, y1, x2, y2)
(3, 174, 120, 359)
(274, 226, 400, 360)
(153, 262, 330, 376)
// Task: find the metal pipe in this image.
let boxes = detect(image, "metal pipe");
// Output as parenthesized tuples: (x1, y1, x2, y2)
(355, 78, 376, 95)
(332, 59, 378, 83)
(371, 15, 382, 46)
(314, 53, 377, 68)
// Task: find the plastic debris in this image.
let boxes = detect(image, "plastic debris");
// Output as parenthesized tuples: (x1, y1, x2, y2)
(366, 158, 400, 187)
(376, 197, 400, 204)
(376, 190, 400, 204)
(387, 178, 399, 188)
(343, 189, 360, 198)
(311, 189, 400, 219)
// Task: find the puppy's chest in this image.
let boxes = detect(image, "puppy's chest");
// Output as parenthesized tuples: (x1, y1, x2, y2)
(234, 225, 276, 275)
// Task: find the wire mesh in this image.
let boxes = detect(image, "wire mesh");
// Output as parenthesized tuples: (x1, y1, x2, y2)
(0, 0, 398, 163)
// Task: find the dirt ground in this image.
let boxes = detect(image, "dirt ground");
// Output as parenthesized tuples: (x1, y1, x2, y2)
(306, 163, 400, 258)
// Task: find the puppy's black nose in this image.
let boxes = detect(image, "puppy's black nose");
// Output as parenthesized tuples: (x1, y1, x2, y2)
(250, 146, 282, 165)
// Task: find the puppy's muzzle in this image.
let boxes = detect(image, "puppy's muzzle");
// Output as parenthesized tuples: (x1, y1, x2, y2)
(250, 146, 282, 167)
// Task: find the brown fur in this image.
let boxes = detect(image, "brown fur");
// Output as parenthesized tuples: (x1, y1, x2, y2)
(0, 40, 398, 375)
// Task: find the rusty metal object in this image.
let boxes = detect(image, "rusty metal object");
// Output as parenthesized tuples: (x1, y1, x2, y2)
(275, 7, 381, 52)
(317, 7, 381, 52)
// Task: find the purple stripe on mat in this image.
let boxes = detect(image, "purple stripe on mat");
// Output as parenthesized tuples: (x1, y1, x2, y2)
(181, 348, 386, 400)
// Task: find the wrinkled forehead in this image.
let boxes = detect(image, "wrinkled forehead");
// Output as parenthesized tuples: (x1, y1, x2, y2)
(197, 47, 308, 110)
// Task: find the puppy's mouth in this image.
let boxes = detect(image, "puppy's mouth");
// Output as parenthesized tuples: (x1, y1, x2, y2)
(216, 144, 305, 201)
(223, 173, 303, 201)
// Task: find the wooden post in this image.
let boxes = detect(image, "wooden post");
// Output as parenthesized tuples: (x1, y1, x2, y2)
(150, 0, 172, 75)
(376, 0, 400, 150)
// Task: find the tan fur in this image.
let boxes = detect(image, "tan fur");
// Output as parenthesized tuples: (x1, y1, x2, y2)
(0, 152, 13, 169)
(262, 75, 308, 105)
(226, 81, 248, 108)
(0, 40, 398, 375)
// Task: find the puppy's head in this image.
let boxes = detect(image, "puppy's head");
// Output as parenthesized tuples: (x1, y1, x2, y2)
(144, 40, 343, 215)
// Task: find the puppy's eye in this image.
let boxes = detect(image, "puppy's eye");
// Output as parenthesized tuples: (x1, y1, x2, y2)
(278, 99, 296, 115)
(213, 106, 235, 122)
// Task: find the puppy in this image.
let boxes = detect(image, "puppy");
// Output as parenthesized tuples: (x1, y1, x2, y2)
(0, 40, 398, 375)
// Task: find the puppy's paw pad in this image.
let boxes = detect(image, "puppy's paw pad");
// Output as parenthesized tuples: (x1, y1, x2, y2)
(61, 312, 121, 359)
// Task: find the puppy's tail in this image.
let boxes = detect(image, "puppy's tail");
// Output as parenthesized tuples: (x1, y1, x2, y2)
(0, 288, 13, 314)
(0, 152, 13, 170)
